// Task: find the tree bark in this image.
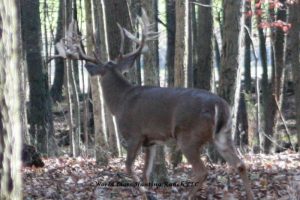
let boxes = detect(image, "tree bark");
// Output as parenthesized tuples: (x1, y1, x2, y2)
(0, 1, 22, 198)
(140, 0, 160, 86)
(89, 0, 109, 165)
(236, 0, 252, 149)
(21, 0, 55, 155)
(174, 0, 189, 87)
(287, 1, 300, 150)
(140, 0, 168, 183)
(271, 0, 287, 153)
(63, 0, 76, 157)
(244, 0, 252, 93)
(218, 0, 243, 105)
(255, 0, 268, 152)
(16, 0, 28, 142)
(103, 0, 133, 59)
(165, 0, 182, 169)
(215, 0, 244, 162)
(166, 0, 176, 87)
(50, 0, 65, 102)
(128, 0, 142, 85)
(194, 0, 213, 90)
(103, 0, 134, 157)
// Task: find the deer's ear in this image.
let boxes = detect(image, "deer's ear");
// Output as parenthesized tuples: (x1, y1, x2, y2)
(115, 54, 139, 73)
(85, 63, 106, 76)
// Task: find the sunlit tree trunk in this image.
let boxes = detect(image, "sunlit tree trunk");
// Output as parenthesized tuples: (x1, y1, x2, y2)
(0, 1, 22, 198)
(88, 0, 109, 165)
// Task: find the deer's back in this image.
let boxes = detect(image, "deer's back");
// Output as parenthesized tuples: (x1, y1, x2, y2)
(115, 86, 230, 142)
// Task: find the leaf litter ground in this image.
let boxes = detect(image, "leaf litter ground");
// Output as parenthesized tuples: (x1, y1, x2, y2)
(23, 151, 300, 200)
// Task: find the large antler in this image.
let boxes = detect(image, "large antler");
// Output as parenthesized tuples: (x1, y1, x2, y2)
(49, 9, 158, 69)
(48, 21, 100, 64)
(115, 8, 159, 66)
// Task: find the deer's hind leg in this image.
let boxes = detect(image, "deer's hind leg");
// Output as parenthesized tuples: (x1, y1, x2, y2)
(214, 133, 254, 200)
(143, 145, 157, 183)
(177, 134, 208, 199)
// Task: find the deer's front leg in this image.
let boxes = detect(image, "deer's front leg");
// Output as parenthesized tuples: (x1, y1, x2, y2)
(125, 137, 142, 182)
(126, 137, 152, 199)
(143, 145, 157, 183)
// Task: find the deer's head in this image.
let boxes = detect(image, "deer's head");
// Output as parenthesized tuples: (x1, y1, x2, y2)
(50, 9, 157, 78)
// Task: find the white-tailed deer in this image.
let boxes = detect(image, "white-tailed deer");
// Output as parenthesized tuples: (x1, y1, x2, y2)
(52, 10, 254, 200)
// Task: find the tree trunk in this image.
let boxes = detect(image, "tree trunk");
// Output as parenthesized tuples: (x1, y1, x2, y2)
(193, 0, 217, 164)
(215, 0, 244, 162)
(218, 0, 243, 105)
(140, 0, 160, 86)
(255, 0, 268, 152)
(194, 0, 213, 90)
(270, 0, 287, 153)
(187, 1, 194, 88)
(63, 0, 76, 157)
(50, 0, 65, 102)
(0, 1, 22, 198)
(128, 0, 142, 85)
(106, 106, 119, 157)
(174, 0, 189, 87)
(140, 0, 168, 183)
(103, 0, 133, 59)
(21, 0, 55, 156)
(237, 0, 251, 149)
(287, 1, 300, 150)
(65, 59, 75, 156)
(165, 0, 182, 169)
(89, 0, 109, 165)
(235, 92, 249, 148)
(166, 0, 176, 87)
(244, 0, 252, 93)
(15, 0, 28, 142)
(70, 60, 81, 156)
(103, 0, 134, 157)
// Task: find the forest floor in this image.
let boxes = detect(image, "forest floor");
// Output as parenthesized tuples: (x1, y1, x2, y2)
(23, 151, 300, 200)
(22, 90, 299, 199)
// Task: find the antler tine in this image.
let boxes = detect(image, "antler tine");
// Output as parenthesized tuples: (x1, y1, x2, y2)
(48, 21, 100, 65)
(115, 9, 159, 63)
(123, 28, 140, 44)
(76, 44, 98, 63)
(137, 16, 147, 35)
(141, 8, 150, 30)
(117, 23, 125, 58)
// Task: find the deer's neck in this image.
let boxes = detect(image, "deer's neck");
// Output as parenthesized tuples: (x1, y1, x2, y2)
(100, 69, 132, 115)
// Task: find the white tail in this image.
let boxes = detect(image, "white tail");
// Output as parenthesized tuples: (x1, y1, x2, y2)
(51, 10, 254, 200)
